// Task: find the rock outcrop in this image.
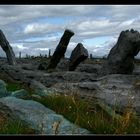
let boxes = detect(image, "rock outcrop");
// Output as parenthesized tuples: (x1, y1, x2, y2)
(11, 89, 31, 100)
(52, 74, 140, 115)
(0, 30, 16, 65)
(0, 64, 98, 88)
(69, 43, 88, 71)
(101, 29, 140, 75)
(75, 64, 102, 74)
(0, 96, 90, 135)
(56, 58, 70, 71)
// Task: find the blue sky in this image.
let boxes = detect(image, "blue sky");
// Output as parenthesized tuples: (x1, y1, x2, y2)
(0, 5, 140, 58)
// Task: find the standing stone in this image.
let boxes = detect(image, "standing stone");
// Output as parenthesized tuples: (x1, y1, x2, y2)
(0, 30, 16, 65)
(46, 29, 74, 70)
(69, 43, 88, 71)
(102, 29, 140, 75)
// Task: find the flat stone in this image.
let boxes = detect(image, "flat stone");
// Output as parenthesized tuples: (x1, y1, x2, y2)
(0, 96, 90, 135)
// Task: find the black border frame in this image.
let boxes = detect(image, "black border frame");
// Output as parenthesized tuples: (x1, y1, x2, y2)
(0, 0, 140, 138)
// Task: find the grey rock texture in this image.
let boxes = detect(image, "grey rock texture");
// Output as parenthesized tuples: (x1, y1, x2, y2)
(101, 29, 140, 75)
(29, 80, 57, 97)
(0, 65, 97, 87)
(39, 29, 74, 70)
(52, 74, 140, 115)
(56, 58, 70, 71)
(0, 30, 16, 65)
(11, 89, 31, 100)
(0, 96, 90, 135)
(75, 64, 102, 74)
(69, 43, 88, 71)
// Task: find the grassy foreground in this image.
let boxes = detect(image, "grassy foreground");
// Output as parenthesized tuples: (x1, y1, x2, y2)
(0, 113, 35, 134)
(0, 78, 140, 134)
(34, 94, 140, 134)
(0, 78, 35, 134)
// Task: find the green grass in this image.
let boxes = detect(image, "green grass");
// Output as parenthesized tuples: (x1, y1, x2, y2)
(1, 77, 140, 134)
(33, 94, 140, 134)
(0, 75, 34, 95)
(6, 81, 34, 95)
(0, 113, 35, 134)
(6, 82, 22, 91)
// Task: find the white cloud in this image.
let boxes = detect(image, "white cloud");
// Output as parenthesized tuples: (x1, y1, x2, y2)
(1, 5, 140, 58)
(35, 48, 49, 51)
(79, 31, 100, 36)
(86, 37, 117, 57)
(12, 44, 28, 50)
(77, 19, 118, 31)
(118, 19, 135, 27)
(24, 23, 53, 34)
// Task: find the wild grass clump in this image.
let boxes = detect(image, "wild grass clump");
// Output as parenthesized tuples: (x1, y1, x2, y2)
(0, 113, 35, 134)
(34, 94, 140, 134)
(1, 78, 140, 134)
(6, 81, 34, 95)
(0, 75, 34, 95)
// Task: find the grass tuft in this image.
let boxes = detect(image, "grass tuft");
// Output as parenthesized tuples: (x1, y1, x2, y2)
(0, 113, 35, 134)
(1, 78, 140, 134)
(34, 94, 140, 134)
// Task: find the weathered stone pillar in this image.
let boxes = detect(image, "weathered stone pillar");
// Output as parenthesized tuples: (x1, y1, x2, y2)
(46, 29, 74, 70)
(0, 30, 16, 65)
(101, 29, 140, 75)
(69, 43, 88, 71)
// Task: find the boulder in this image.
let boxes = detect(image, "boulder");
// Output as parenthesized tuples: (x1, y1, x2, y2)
(102, 29, 140, 75)
(0, 64, 98, 89)
(69, 43, 88, 71)
(52, 74, 140, 115)
(29, 80, 57, 97)
(11, 89, 31, 100)
(75, 64, 102, 74)
(0, 96, 90, 134)
(0, 64, 47, 84)
(56, 58, 70, 71)
(40, 72, 98, 87)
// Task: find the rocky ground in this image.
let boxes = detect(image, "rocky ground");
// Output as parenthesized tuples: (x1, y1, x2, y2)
(1, 29, 140, 134)
(1, 57, 140, 134)
(1, 57, 140, 114)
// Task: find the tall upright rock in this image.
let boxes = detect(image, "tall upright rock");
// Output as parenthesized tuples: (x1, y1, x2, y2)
(102, 29, 140, 75)
(0, 30, 16, 65)
(46, 29, 74, 70)
(69, 43, 88, 71)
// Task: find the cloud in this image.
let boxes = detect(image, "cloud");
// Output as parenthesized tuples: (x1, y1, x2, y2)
(1, 5, 140, 59)
(24, 23, 64, 34)
(85, 37, 118, 58)
(77, 19, 118, 31)
(0, 5, 95, 26)
(35, 48, 49, 51)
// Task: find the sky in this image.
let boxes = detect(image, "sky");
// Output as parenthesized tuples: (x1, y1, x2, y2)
(0, 5, 140, 58)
